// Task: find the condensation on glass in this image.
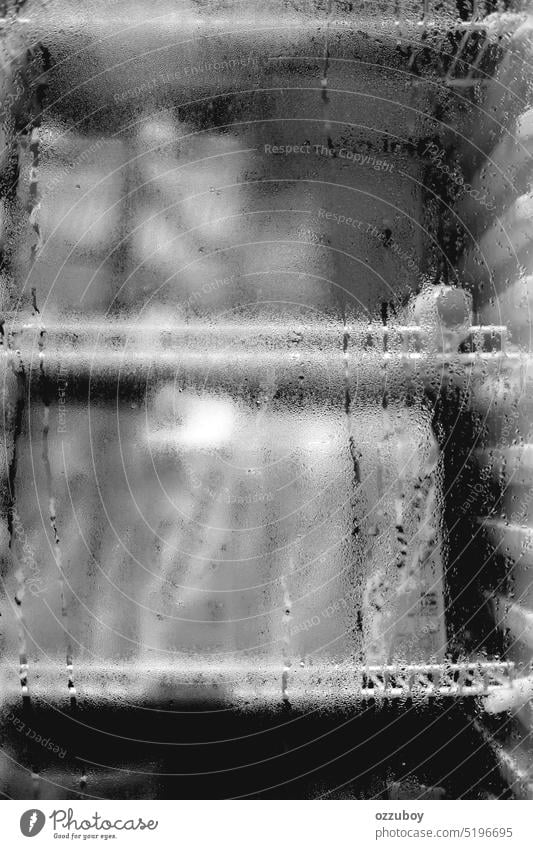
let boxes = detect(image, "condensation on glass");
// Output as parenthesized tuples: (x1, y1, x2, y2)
(0, 0, 532, 799)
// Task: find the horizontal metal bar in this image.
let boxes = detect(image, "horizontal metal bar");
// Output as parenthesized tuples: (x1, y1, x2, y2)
(0, 8, 507, 33)
(4, 319, 507, 343)
(0, 660, 517, 709)
(0, 321, 513, 393)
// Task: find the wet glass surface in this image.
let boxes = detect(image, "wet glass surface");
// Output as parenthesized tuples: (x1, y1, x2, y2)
(1, 0, 532, 799)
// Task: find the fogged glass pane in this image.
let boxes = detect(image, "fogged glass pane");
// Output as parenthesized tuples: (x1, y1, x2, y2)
(1, 0, 532, 800)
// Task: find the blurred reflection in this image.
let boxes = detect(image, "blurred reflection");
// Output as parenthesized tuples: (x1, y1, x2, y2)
(1, 0, 532, 801)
